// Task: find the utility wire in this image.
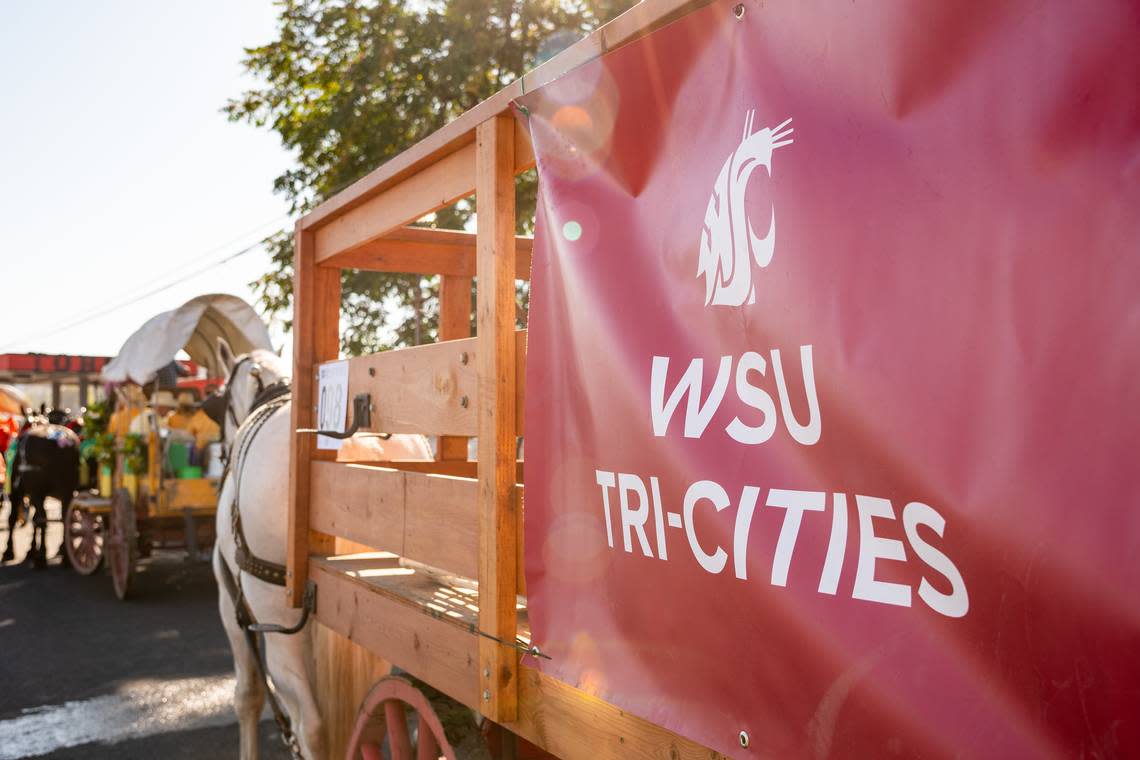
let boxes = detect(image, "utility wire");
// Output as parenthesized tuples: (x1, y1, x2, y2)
(1, 213, 291, 351)
(106, 213, 292, 299)
(0, 230, 283, 351)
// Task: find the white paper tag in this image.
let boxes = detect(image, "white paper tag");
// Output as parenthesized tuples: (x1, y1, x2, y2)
(316, 360, 350, 450)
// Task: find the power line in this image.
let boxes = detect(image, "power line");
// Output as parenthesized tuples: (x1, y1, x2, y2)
(0, 213, 291, 352)
(0, 232, 283, 351)
(107, 213, 292, 298)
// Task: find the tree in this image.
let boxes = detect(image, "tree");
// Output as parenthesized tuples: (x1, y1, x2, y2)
(228, 0, 636, 355)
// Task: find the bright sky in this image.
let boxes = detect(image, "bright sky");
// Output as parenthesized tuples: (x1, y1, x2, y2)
(0, 1, 293, 358)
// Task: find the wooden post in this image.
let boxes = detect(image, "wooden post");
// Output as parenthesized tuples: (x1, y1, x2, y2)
(475, 113, 518, 722)
(287, 223, 341, 607)
(438, 274, 472, 462)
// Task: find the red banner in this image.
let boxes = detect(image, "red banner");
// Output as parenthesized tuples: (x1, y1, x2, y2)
(521, 1, 1140, 757)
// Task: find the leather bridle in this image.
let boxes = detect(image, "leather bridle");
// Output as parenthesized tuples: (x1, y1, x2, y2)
(213, 356, 290, 455)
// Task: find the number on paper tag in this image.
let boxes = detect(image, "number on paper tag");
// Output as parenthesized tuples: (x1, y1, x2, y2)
(316, 360, 350, 450)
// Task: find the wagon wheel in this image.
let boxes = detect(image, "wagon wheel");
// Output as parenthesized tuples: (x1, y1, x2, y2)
(106, 488, 137, 600)
(63, 502, 105, 575)
(346, 675, 491, 760)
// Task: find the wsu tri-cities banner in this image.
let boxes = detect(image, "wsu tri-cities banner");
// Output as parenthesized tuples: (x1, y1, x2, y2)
(520, 1, 1140, 757)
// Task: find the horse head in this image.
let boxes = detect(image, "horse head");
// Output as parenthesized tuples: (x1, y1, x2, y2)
(211, 337, 289, 449)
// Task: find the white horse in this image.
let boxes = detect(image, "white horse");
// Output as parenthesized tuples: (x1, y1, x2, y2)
(211, 339, 432, 759)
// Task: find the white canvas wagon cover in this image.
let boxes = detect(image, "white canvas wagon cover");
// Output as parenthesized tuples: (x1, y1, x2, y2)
(101, 294, 272, 385)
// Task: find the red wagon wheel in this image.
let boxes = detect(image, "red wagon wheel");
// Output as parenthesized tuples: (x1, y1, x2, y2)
(63, 502, 105, 575)
(106, 488, 137, 601)
(346, 676, 490, 760)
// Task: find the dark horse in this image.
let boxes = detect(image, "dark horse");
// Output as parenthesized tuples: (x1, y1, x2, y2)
(2, 422, 80, 567)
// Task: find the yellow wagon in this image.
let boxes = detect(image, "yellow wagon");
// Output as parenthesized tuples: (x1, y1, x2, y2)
(68, 294, 273, 599)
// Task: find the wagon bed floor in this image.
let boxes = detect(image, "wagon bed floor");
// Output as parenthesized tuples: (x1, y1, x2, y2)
(311, 552, 532, 645)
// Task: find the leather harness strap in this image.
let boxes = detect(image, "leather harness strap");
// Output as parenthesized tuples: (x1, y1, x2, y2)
(215, 380, 307, 758)
(228, 391, 291, 586)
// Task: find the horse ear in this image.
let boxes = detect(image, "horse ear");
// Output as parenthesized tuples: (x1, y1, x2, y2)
(216, 337, 237, 376)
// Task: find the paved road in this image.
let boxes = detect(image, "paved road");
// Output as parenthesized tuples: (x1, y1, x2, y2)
(0, 499, 289, 759)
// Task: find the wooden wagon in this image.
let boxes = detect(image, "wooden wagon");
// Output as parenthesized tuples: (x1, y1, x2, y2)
(272, 0, 1140, 754)
(67, 294, 274, 600)
(285, 1, 730, 757)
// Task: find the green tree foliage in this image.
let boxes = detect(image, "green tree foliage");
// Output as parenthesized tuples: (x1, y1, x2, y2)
(228, 0, 635, 355)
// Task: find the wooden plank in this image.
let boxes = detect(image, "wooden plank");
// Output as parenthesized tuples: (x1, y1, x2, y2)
(299, 0, 713, 233)
(325, 458, 524, 483)
(403, 472, 479, 580)
(309, 462, 406, 555)
(335, 458, 478, 477)
(315, 553, 491, 630)
(346, 337, 479, 436)
(438, 271, 473, 342)
(311, 559, 481, 708)
(438, 272, 472, 462)
(476, 113, 519, 722)
(288, 223, 341, 607)
(507, 668, 728, 760)
(515, 328, 527, 432)
(314, 143, 475, 263)
(310, 461, 481, 580)
(330, 330, 526, 437)
(315, 623, 390, 760)
(325, 236, 474, 276)
(316, 538, 393, 757)
(323, 226, 532, 280)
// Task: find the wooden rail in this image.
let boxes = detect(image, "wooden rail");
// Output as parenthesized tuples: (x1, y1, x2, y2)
(326, 226, 533, 279)
(321, 330, 527, 438)
(475, 113, 520, 721)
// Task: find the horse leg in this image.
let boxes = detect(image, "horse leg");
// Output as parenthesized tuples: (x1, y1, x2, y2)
(263, 621, 326, 760)
(2, 500, 14, 563)
(56, 493, 72, 565)
(31, 495, 47, 568)
(214, 548, 265, 760)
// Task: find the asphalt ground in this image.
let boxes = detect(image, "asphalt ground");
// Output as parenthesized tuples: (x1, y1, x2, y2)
(0, 498, 290, 759)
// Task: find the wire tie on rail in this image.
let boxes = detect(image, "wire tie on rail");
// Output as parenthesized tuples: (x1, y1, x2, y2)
(419, 606, 550, 659)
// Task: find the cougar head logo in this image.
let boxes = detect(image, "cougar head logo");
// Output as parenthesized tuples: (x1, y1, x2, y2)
(697, 111, 794, 306)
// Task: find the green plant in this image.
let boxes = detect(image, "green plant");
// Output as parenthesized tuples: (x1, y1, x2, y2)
(81, 400, 115, 466)
(228, 0, 635, 354)
(121, 434, 148, 475)
(89, 432, 117, 466)
(82, 399, 111, 438)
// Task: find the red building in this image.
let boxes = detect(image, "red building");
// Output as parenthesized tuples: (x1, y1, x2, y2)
(0, 353, 111, 410)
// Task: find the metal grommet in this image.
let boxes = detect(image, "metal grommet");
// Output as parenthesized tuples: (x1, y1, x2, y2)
(482, 689, 491, 701)
(733, 3, 745, 18)
(739, 730, 750, 748)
